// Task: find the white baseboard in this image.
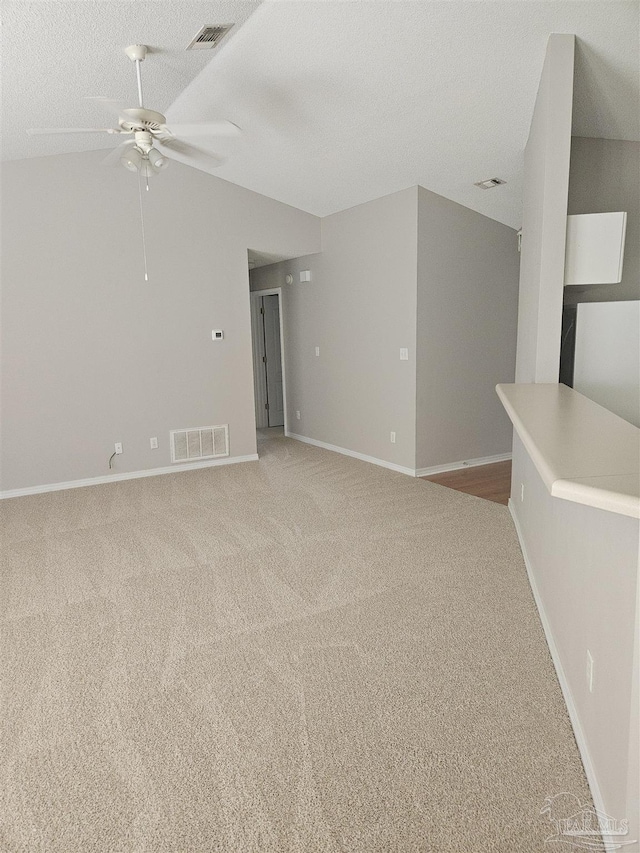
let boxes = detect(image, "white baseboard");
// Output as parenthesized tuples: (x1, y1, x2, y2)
(508, 498, 620, 852)
(0, 454, 259, 500)
(415, 452, 512, 478)
(285, 432, 512, 480)
(285, 432, 416, 477)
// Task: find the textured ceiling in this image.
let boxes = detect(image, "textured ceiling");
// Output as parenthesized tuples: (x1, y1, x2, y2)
(2, 1, 638, 228)
(0, 1, 262, 161)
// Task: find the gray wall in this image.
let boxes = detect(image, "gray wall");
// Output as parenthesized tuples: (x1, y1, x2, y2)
(316, 191, 418, 469)
(251, 188, 419, 471)
(565, 137, 640, 305)
(416, 186, 519, 470)
(1, 150, 320, 491)
(515, 34, 575, 383)
(252, 186, 520, 473)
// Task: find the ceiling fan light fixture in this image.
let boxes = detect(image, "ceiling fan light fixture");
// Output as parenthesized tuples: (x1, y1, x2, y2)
(148, 148, 168, 171)
(121, 146, 143, 172)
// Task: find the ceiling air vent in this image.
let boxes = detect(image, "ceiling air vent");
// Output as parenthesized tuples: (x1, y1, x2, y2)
(170, 425, 229, 462)
(474, 177, 507, 190)
(187, 24, 234, 51)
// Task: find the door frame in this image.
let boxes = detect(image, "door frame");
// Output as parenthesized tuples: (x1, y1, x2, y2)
(249, 288, 288, 435)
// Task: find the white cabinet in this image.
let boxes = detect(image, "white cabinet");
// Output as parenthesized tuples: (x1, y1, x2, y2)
(564, 211, 627, 286)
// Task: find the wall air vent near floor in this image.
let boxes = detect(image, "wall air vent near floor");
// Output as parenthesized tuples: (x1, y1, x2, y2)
(170, 425, 229, 462)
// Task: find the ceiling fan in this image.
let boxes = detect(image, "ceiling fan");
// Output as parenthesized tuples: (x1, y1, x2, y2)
(27, 44, 240, 176)
(26, 44, 241, 282)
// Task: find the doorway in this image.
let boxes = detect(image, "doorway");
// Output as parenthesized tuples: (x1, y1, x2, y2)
(250, 289, 286, 431)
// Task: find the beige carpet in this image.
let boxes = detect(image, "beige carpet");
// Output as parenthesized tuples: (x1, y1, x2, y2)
(1, 433, 591, 852)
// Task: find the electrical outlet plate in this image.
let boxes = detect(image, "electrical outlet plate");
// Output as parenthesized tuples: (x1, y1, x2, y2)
(150, 437, 158, 449)
(114, 442, 123, 455)
(295, 410, 301, 420)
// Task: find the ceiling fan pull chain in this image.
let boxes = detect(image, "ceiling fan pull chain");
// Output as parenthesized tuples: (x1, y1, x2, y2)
(137, 170, 149, 282)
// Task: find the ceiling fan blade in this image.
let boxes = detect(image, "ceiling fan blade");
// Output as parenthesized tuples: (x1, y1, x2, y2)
(156, 137, 226, 168)
(161, 120, 241, 138)
(26, 127, 118, 136)
(102, 140, 136, 167)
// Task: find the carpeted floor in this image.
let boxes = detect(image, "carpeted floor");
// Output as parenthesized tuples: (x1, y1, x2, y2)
(1, 433, 591, 852)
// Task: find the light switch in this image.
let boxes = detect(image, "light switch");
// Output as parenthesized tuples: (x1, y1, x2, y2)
(300, 270, 311, 282)
(400, 348, 409, 361)
(315, 346, 320, 357)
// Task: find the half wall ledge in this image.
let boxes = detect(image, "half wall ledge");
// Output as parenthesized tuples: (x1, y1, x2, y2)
(496, 382, 640, 519)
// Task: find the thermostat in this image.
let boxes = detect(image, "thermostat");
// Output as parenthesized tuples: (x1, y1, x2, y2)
(212, 330, 224, 340)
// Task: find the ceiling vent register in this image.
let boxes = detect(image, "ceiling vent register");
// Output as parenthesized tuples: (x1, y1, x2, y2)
(474, 177, 507, 190)
(187, 25, 234, 50)
(170, 425, 229, 462)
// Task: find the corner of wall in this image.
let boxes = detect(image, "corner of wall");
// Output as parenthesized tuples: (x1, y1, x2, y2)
(514, 32, 574, 384)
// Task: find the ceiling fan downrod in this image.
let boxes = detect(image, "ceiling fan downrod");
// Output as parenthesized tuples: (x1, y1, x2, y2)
(124, 44, 147, 108)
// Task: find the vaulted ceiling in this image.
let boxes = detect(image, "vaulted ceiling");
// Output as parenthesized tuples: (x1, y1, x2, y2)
(3, 1, 638, 227)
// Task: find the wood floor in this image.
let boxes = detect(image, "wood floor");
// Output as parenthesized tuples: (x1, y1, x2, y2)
(422, 460, 512, 505)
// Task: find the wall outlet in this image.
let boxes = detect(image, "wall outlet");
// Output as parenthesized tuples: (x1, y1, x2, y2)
(586, 650, 594, 693)
(315, 346, 320, 357)
(295, 410, 301, 420)
(114, 442, 123, 455)
(520, 483, 525, 502)
(150, 437, 158, 449)
(400, 348, 409, 361)
(390, 431, 396, 444)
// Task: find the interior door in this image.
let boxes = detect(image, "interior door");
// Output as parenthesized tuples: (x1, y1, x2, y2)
(250, 294, 268, 428)
(262, 294, 284, 427)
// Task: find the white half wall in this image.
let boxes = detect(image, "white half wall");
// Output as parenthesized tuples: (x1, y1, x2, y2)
(507, 32, 639, 848)
(510, 434, 639, 849)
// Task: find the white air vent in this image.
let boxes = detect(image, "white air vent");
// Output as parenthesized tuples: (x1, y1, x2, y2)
(186, 25, 234, 50)
(170, 425, 229, 462)
(474, 177, 507, 190)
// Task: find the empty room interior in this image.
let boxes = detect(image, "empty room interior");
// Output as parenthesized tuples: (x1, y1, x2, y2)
(1, 2, 639, 851)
